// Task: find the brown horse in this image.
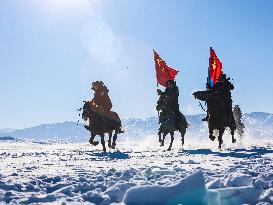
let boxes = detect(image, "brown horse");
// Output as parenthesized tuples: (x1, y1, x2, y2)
(82, 101, 123, 152)
(193, 90, 236, 149)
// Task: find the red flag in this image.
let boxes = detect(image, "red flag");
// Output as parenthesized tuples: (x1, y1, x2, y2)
(153, 50, 179, 87)
(209, 47, 223, 86)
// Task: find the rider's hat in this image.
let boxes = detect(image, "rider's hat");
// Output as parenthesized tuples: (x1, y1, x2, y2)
(218, 74, 226, 80)
(166, 80, 176, 86)
(92, 81, 104, 88)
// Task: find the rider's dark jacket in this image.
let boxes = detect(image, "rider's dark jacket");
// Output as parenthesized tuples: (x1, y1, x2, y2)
(215, 79, 234, 101)
(215, 79, 234, 120)
(165, 86, 179, 113)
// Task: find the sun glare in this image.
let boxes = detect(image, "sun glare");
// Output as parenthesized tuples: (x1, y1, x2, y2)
(43, 0, 93, 13)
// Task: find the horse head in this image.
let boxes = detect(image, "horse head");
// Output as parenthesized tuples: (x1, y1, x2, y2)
(82, 101, 91, 122)
(156, 94, 168, 113)
(82, 101, 105, 122)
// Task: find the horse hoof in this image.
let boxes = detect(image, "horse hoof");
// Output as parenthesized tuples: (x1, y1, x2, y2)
(103, 148, 106, 152)
(167, 147, 171, 151)
(209, 135, 216, 141)
(160, 143, 164, 147)
(232, 139, 236, 143)
(90, 141, 99, 146)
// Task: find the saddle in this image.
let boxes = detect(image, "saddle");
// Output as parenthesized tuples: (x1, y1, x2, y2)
(89, 101, 121, 124)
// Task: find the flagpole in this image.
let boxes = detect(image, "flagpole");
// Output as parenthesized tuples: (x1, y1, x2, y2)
(208, 47, 212, 87)
(154, 49, 158, 88)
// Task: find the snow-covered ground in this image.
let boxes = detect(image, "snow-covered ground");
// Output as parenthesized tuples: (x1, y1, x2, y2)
(0, 135, 272, 205)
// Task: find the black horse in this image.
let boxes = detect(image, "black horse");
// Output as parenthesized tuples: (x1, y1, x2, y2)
(82, 101, 122, 152)
(193, 90, 237, 149)
(156, 94, 188, 151)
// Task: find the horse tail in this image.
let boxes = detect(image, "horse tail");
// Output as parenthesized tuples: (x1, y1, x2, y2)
(233, 105, 245, 138)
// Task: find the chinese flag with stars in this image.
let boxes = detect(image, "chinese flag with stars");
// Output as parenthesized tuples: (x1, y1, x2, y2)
(153, 50, 179, 87)
(208, 47, 223, 87)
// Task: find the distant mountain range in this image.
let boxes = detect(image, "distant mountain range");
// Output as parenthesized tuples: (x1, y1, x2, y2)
(0, 129, 16, 134)
(1, 112, 273, 142)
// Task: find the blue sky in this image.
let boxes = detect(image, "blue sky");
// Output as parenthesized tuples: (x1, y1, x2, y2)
(1, 0, 273, 129)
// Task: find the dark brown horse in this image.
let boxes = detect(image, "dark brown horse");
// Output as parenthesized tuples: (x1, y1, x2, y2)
(82, 101, 123, 152)
(156, 94, 188, 151)
(193, 90, 236, 149)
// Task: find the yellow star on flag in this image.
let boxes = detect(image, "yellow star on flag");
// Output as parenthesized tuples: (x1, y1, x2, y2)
(157, 58, 162, 66)
(212, 59, 216, 70)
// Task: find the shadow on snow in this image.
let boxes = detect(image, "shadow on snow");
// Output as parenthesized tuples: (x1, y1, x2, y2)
(179, 146, 273, 158)
(87, 150, 130, 160)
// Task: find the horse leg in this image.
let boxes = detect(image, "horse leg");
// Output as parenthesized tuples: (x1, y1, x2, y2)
(160, 132, 167, 146)
(108, 131, 112, 148)
(100, 134, 106, 152)
(180, 129, 185, 146)
(209, 126, 216, 141)
(218, 129, 224, 149)
(112, 130, 118, 149)
(229, 115, 237, 143)
(89, 132, 99, 146)
(230, 126, 236, 143)
(158, 131, 162, 143)
(167, 131, 174, 151)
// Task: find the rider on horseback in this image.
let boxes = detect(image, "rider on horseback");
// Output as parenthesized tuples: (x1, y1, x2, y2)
(90, 81, 123, 132)
(156, 80, 188, 150)
(83, 81, 123, 151)
(157, 80, 183, 129)
(202, 74, 234, 124)
(193, 73, 237, 148)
